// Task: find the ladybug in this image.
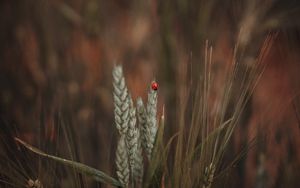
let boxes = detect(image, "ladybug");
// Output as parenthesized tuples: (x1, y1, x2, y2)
(151, 81, 158, 91)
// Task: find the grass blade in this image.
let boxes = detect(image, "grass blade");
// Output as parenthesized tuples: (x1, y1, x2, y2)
(14, 137, 122, 187)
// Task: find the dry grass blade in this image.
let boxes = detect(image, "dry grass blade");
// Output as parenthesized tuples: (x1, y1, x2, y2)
(168, 32, 276, 187)
(14, 138, 122, 187)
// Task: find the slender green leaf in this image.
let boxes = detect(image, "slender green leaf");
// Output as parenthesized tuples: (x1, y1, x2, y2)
(15, 138, 122, 187)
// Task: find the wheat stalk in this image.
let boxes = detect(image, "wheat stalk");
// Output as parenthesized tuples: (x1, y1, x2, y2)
(116, 135, 130, 187)
(113, 65, 130, 135)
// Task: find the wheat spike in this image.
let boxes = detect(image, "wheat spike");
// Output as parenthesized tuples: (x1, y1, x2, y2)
(133, 128, 144, 182)
(113, 65, 130, 134)
(145, 86, 158, 160)
(202, 163, 215, 188)
(136, 97, 147, 152)
(126, 95, 139, 175)
(116, 135, 130, 187)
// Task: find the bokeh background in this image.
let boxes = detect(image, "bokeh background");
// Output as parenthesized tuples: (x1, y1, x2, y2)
(1, 0, 300, 187)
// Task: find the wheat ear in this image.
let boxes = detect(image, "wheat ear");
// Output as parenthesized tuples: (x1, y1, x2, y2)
(133, 128, 144, 183)
(145, 85, 158, 160)
(202, 163, 215, 188)
(116, 135, 130, 187)
(113, 65, 130, 134)
(136, 97, 147, 153)
(126, 95, 139, 176)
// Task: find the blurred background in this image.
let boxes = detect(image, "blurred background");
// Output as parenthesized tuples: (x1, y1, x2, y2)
(0, 0, 300, 187)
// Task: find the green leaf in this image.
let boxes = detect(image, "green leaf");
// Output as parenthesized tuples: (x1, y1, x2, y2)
(15, 138, 122, 187)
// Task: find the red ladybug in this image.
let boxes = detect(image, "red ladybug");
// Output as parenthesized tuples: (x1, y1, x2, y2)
(151, 81, 158, 91)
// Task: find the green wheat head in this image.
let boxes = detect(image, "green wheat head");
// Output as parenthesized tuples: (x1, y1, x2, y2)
(112, 65, 158, 187)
